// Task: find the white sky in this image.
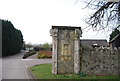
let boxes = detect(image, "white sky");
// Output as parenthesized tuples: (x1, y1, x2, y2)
(0, 0, 111, 44)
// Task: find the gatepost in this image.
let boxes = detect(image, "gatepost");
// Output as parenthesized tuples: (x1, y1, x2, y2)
(50, 26, 82, 74)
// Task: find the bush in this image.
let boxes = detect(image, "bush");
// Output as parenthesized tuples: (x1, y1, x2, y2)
(23, 51, 36, 59)
(38, 54, 47, 58)
(37, 51, 52, 59)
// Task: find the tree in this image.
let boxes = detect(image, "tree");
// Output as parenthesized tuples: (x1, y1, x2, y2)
(2, 19, 23, 56)
(81, 0, 120, 31)
(42, 43, 51, 51)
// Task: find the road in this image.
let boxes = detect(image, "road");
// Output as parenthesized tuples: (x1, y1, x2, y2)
(2, 50, 33, 79)
(2, 50, 52, 79)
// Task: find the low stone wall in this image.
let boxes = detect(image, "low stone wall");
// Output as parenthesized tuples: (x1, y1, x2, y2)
(81, 47, 120, 76)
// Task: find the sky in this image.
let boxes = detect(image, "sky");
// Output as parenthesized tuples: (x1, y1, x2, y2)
(0, 0, 112, 44)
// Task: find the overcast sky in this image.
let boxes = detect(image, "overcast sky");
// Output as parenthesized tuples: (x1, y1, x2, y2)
(0, 0, 111, 44)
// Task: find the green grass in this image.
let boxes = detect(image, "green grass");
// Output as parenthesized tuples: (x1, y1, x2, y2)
(29, 63, 120, 79)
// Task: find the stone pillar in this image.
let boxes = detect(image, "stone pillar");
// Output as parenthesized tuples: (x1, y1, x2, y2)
(50, 26, 82, 74)
(74, 29, 81, 74)
(50, 28, 58, 74)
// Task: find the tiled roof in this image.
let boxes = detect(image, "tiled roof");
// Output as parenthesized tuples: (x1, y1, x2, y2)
(81, 39, 108, 47)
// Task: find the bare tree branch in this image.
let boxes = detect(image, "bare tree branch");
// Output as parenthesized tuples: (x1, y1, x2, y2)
(83, 0, 119, 31)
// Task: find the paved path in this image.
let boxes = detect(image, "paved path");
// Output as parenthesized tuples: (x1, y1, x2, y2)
(26, 53, 38, 59)
(2, 50, 33, 79)
(2, 50, 52, 79)
(23, 52, 52, 67)
(22, 59, 52, 68)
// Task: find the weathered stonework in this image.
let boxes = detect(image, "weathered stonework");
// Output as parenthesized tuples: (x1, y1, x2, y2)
(50, 26, 82, 74)
(81, 47, 120, 76)
(50, 28, 58, 74)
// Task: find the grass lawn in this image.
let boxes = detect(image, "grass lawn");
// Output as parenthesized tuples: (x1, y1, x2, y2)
(29, 63, 120, 80)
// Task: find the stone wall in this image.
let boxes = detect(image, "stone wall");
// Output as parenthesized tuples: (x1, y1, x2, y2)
(81, 47, 120, 76)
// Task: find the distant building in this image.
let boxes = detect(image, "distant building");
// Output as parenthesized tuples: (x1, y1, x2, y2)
(109, 34, 120, 48)
(109, 26, 120, 48)
(80, 39, 108, 47)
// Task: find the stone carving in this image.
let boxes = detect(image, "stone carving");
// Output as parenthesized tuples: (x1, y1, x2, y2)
(61, 44, 71, 61)
(75, 29, 82, 40)
(50, 28, 58, 40)
(63, 44, 68, 55)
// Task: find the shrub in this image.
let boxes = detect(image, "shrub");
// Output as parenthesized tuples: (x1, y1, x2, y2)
(23, 51, 36, 59)
(38, 54, 47, 58)
(37, 51, 52, 59)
